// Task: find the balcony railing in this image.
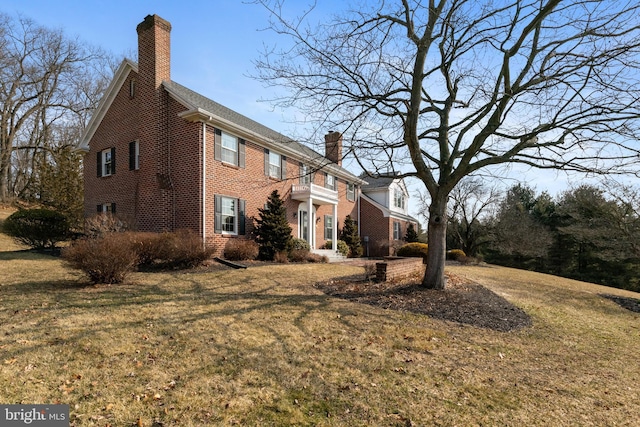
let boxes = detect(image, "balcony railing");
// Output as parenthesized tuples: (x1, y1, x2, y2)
(291, 184, 338, 204)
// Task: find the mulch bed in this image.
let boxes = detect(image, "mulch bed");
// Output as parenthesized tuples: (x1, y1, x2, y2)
(600, 294, 640, 313)
(315, 272, 532, 332)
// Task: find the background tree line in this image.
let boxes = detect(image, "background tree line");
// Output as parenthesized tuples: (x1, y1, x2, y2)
(445, 179, 640, 292)
(0, 12, 114, 227)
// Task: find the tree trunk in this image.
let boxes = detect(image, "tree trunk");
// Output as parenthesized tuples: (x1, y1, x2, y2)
(422, 194, 448, 289)
(0, 157, 10, 203)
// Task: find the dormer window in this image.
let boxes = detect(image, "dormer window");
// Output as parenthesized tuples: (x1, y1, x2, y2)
(394, 189, 406, 209)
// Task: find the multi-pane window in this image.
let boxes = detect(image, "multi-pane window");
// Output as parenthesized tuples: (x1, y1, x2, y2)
(221, 197, 236, 233)
(220, 131, 238, 165)
(347, 183, 355, 201)
(300, 164, 311, 184)
(393, 221, 402, 240)
(97, 148, 116, 177)
(394, 189, 406, 210)
(325, 173, 336, 190)
(324, 215, 334, 240)
(269, 151, 281, 178)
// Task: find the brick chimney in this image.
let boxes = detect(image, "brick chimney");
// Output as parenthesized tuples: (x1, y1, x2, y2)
(324, 131, 343, 166)
(136, 14, 171, 90)
(136, 15, 173, 232)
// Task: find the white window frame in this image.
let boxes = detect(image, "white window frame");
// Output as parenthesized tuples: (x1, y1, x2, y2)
(324, 215, 334, 240)
(221, 196, 237, 234)
(102, 149, 113, 176)
(300, 164, 311, 184)
(347, 183, 355, 201)
(269, 151, 282, 178)
(326, 174, 336, 190)
(394, 189, 405, 210)
(393, 221, 402, 240)
(220, 131, 238, 165)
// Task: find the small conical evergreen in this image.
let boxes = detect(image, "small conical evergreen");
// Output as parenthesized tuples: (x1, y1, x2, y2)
(405, 223, 419, 243)
(254, 190, 293, 260)
(340, 214, 363, 257)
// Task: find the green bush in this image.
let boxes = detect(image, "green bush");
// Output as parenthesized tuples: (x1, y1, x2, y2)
(224, 239, 259, 261)
(397, 242, 429, 260)
(340, 215, 363, 258)
(62, 233, 138, 284)
(287, 237, 311, 252)
(323, 239, 349, 257)
(3, 208, 70, 251)
(447, 249, 467, 261)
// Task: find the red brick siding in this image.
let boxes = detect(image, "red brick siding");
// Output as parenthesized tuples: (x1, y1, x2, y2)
(83, 71, 140, 226)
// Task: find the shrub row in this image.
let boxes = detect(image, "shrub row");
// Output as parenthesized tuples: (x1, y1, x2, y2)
(63, 230, 213, 284)
(223, 237, 327, 263)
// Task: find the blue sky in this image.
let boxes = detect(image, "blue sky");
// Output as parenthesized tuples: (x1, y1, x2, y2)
(2, 0, 594, 221)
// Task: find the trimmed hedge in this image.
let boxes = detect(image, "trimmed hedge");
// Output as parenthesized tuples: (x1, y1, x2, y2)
(397, 242, 429, 259)
(3, 208, 70, 251)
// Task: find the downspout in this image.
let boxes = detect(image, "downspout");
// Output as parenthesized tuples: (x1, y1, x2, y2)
(202, 121, 207, 246)
(357, 185, 361, 238)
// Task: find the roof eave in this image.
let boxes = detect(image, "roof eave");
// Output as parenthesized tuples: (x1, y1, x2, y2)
(176, 105, 367, 185)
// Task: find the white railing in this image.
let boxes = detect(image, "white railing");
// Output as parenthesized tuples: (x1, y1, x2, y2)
(291, 184, 338, 201)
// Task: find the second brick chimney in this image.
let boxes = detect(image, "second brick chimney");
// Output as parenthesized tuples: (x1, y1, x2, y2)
(324, 131, 343, 166)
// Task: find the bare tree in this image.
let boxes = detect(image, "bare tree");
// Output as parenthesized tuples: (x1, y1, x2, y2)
(447, 177, 499, 256)
(254, 0, 640, 289)
(0, 12, 113, 203)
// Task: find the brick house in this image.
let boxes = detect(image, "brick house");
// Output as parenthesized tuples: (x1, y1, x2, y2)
(359, 172, 419, 257)
(77, 14, 372, 258)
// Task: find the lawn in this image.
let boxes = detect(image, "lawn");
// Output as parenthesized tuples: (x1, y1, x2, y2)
(1, 212, 639, 426)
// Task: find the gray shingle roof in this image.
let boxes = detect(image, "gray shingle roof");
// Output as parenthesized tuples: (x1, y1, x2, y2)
(360, 172, 398, 190)
(162, 79, 344, 170)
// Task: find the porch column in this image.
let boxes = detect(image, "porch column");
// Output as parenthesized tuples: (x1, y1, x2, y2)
(333, 203, 338, 253)
(308, 196, 314, 249)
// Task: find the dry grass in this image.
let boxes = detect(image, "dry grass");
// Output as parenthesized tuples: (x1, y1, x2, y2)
(1, 234, 639, 425)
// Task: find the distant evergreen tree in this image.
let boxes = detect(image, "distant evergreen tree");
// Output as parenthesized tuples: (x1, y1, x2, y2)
(405, 223, 419, 243)
(254, 190, 292, 260)
(340, 215, 363, 257)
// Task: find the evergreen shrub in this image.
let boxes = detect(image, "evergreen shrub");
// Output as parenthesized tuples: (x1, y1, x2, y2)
(446, 249, 467, 261)
(3, 208, 70, 251)
(397, 242, 429, 260)
(323, 239, 349, 257)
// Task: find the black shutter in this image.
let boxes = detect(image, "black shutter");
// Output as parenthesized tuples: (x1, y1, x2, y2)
(238, 138, 246, 168)
(97, 152, 102, 177)
(264, 148, 270, 175)
(111, 203, 116, 214)
(97, 204, 103, 213)
(214, 195, 222, 233)
(214, 128, 222, 161)
(129, 141, 135, 170)
(238, 199, 246, 235)
(281, 156, 287, 180)
(111, 147, 116, 175)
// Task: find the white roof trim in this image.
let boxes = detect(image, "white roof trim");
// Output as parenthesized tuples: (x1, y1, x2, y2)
(75, 59, 137, 152)
(361, 193, 417, 223)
